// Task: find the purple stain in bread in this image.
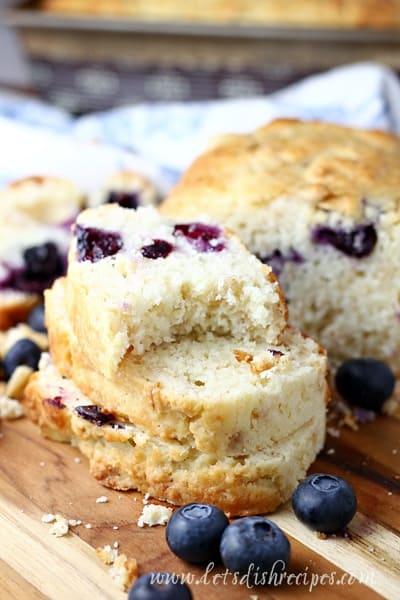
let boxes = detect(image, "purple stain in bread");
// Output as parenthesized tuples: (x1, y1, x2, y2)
(45, 396, 66, 409)
(141, 239, 173, 259)
(75, 225, 123, 262)
(75, 405, 115, 426)
(311, 223, 377, 258)
(258, 248, 303, 277)
(173, 223, 225, 253)
(106, 190, 140, 210)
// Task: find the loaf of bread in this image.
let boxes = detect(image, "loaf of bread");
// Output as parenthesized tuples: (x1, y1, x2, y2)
(38, 0, 400, 29)
(162, 119, 400, 388)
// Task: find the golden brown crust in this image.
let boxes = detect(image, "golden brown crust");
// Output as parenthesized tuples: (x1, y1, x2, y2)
(162, 119, 400, 221)
(38, 0, 400, 29)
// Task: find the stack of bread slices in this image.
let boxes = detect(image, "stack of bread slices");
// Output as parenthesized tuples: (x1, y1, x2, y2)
(25, 204, 328, 515)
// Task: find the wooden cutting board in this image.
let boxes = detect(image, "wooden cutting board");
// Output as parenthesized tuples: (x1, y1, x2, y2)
(0, 414, 399, 600)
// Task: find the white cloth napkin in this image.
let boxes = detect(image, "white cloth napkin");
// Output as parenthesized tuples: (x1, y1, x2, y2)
(0, 62, 399, 192)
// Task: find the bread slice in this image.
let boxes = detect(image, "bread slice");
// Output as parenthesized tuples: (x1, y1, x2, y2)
(24, 352, 326, 516)
(65, 205, 287, 378)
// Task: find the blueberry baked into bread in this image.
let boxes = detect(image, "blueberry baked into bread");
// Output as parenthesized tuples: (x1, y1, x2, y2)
(24, 206, 328, 515)
(162, 119, 400, 413)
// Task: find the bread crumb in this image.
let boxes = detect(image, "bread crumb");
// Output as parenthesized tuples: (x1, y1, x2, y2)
(85, 523, 92, 529)
(316, 532, 328, 540)
(327, 427, 340, 438)
(96, 544, 119, 565)
(74, 457, 81, 463)
(113, 526, 119, 530)
(109, 555, 138, 592)
(49, 515, 69, 537)
(0, 396, 24, 419)
(137, 504, 172, 528)
(96, 495, 109, 504)
(342, 413, 358, 431)
(96, 544, 138, 592)
(41, 513, 56, 523)
(68, 519, 82, 527)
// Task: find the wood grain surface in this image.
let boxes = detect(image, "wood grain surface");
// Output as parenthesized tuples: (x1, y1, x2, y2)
(0, 415, 399, 600)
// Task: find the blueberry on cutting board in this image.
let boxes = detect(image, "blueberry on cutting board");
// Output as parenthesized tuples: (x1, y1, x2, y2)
(335, 358, 395, 412)
(3, 338, 41, 379)
(220, 517, 290, 583)
(292, 473, 357, 534)
(27, 304, 46, 333)
(128, 572, 192, 599)
(166, 503, 229, 564)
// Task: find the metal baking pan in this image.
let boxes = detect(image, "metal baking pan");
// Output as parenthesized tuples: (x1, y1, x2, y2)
(2, 6, 400, 43)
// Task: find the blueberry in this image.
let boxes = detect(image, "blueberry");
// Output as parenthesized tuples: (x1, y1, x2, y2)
(128, 572, 192, 600)
(11, 242, 65, 293)
(219, 517, 290, 584)
(23, 242, 63, 280)
(3, 338, 42, 379)
(27, 304, 46, 333)
(75, 405, 115, 426)
(166, 503, 229, 564)
(173, 223, 225, 253)
(106, 190, 140, 209)
(311, 223, 377, 258)
(292, 473, 357, 533)
(258, 248, 304, 277)
(75, 225, 123, 262)
(335, 358, 395, 412)
(141, 240, 173, 259)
